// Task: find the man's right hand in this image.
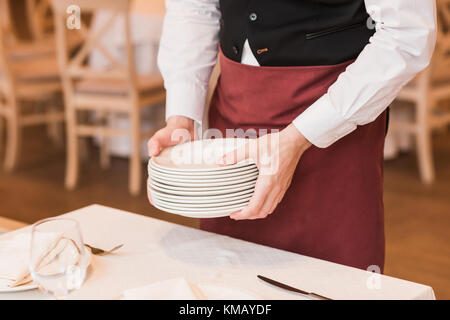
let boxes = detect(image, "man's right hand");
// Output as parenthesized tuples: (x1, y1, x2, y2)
(147, 116, 196, 205)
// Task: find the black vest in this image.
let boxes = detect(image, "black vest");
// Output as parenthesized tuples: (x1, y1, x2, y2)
(219, 0, 375, 67)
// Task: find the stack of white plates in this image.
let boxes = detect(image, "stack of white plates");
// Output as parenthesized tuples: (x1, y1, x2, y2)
(148, 138, 258, 218)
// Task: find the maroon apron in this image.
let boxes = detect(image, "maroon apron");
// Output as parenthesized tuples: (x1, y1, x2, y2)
(201, 51, 386, 272)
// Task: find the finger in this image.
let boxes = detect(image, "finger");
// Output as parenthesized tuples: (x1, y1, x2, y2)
(170, 127, 193, 145)
(218, 146, 248, 166)
(147, 128, 167, 157)
(230, 177, 270, 220)
(255, 186, 284, 219)
(147, 138, 161, 157)
(148, 127, 185, 157)
(218, 141, 256, 166)
(228, 208, 243, 217)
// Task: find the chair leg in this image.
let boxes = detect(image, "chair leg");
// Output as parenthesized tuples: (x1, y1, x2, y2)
(415, 98, 435, 185)
(129, 107, 141, 196)
(0, 116, 4, 152)
(4, 106, 21, 172)
(47, 122, 64, 147)
(416, 128, 435, 184)
(65, 107, 79, 190)
(99, 111, 110, 169)
(47, 110, 64, 147)
(100, 136, 111, 169)
(78, 111, 90, 162)
(79, 137, 90, 162)
(45, 93, 64, 147)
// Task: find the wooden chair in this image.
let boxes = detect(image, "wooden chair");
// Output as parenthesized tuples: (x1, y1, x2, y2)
(7, 0, 82, 62)
(0, 0, 64, 171)
(51, 0, 166, 195)
(391, 0, 450, 184)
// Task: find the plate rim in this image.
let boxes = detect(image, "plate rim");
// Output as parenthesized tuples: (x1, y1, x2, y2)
(151, 138, 254, 172)
(152, 195, 251, 209)
(149, 180, 256, 196)
(149, 178, 256, 192)
(153, 199, 247, 212)
(149, 188, 254, 202)
(149, 157, 257, 174)
(151, 201, 243, 218)
(149, 171, 258, 187)
(148, 165, 259, 181)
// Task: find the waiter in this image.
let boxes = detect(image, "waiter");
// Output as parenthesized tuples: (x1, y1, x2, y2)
(148, 0, 436, 272)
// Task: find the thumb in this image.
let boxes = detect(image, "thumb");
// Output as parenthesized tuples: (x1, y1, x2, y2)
(147, 127, 173, 157)
(147, 138, 161, 157)
(148, 127, 193, 157)
(218, 141, 253, 166)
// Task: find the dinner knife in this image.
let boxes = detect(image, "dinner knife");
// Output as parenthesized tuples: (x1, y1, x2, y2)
(257, 275, 332, 300)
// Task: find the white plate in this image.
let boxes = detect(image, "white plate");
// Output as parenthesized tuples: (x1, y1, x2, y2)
(151, 202, 243, 218)
(149, 170, 258, 187)
(153, 198, 247, 212)
(151, 138, 255, 172)
(0, 248, 92, 293)
(149, 188, 254, 203)
(149, 178, 256, 192)
(148, 158, 258, 177)
(152, 194, 250, 209)
(148, 164, 259, 181)
(149, 180, 256, 196)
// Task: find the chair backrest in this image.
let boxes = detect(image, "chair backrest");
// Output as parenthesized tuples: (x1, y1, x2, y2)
(436, 0, 450, 59)
(0, 27, 6, 99)
(0, 0, 14, 97)
(0, 0, 6, 67)
(429, 0, 450, 82)
(52, 0, 129, 12)
(0, 0, 11, 32)
(0, 0, 16, 44)
(26, 0, 54, 40)
(51, 0, 137, 98)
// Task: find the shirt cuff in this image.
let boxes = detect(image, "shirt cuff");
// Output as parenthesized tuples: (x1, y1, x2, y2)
(165, 82, 207, 124)
(292, 95, 357, 148)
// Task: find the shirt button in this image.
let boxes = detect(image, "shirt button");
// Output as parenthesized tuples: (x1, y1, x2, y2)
(232, 46, 239, 55)
(249, 13, 258, 22)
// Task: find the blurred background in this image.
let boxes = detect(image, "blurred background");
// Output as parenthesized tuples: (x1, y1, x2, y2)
(0, 0, 449, 299)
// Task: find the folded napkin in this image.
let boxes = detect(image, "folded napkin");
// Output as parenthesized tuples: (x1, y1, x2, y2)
(122, 278, 207, 300)
(0, 232, 63, 288)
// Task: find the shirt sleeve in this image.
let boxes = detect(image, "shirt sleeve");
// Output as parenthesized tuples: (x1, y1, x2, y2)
(293, 0, 437, 148)
(157, 0, 221, 124)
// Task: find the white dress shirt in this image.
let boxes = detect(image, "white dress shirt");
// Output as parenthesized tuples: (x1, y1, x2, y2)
(158, 0, 437, 148)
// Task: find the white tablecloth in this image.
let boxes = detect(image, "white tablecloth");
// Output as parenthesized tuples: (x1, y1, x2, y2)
(0, 205, 435, 300)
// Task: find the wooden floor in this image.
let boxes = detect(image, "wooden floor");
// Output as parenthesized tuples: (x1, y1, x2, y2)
(0, 126, 449, 299)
